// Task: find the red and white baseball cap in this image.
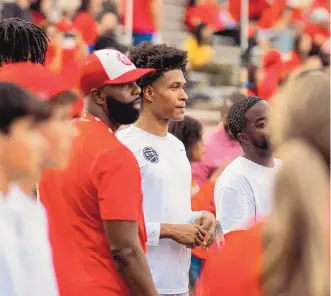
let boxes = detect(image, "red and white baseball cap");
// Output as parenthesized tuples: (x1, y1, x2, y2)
(0, 63, 72, 101)
(80, 49, 155, 95)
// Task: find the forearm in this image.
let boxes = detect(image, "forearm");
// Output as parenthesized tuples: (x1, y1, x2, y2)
(113, 245, 159, 296)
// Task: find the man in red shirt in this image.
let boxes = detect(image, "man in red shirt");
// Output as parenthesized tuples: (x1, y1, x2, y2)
(38, 49, 158, 296)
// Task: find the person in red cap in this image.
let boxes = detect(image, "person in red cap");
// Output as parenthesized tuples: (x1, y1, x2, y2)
(38, 48, 159, 296)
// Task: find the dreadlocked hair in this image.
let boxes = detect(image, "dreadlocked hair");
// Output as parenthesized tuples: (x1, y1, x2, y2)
(129, 42, 188, 90)
(227, 96, 262, 141)
(168, 116, 203, 161)
(0, 18, 49, 66)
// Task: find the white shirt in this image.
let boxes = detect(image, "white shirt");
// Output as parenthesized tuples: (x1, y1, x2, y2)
(117, 125, 203, 295)
(214, 156, 281, 234)
(1, 185, 59, 296)
(0, 196, 26, 296)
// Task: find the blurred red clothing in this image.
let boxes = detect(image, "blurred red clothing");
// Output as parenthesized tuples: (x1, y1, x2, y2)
(122, 0, 156, 33)
(258, 0, 302, 29)
(305, 23, 330, 40)
(195, 224, 264, 296)
(185, 2, 238, 32)
(257, 50, 283, 100)
(283, 51, 302, 77)
(191, 178, 216, 260)
(74, 12, 99, 45)
(31, 10, 46, 26)
(228, 0, 269, 21)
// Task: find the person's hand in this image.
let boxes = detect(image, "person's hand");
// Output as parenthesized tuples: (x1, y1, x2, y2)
(170, 224, 207, 248)
(195, 212, 217, 249)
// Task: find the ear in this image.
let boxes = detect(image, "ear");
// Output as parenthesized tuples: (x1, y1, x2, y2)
(90, 88, 105, 106)
(237, 132, 250, 145)
(143, 85, 154, 103)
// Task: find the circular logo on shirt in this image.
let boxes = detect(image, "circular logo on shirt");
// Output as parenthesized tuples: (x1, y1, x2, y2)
(116, 52, 133, 66)
(143, 147, 159, 164)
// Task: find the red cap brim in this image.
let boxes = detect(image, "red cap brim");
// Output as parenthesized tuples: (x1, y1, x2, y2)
(102, 68, 156, 85)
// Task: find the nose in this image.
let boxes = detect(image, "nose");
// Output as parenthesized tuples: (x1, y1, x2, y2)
(132, 82, 142, 96)
(180, 87, 188, 101)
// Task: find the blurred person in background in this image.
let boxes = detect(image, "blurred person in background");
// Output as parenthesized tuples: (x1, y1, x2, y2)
(94, 11, 128, 53)
(73, 0, 102, 51)
(258, 6, 294, 54)
(119, 42, 216, 296)
(256, 49, 283, 100)
(184, 23, 215, 72)
(214, 96, 281, 235)
(169, 116, 223, 289)
(39, 49, 158, 296)
(0, 63, 92, 296)
(282, 33, 313, 78)
(0, 82, 56, 296)
(197, 69, 330, 296)
(120, 0, 162, 46)
(1, 0, 33, 21)
(305, 7, 330, 51)
(185, 0, 240, 45)
(0, 17, 49, 66)
(30, 0, 52, 26)
(192, 91, 244, 186)
(41, 20, 86, 73)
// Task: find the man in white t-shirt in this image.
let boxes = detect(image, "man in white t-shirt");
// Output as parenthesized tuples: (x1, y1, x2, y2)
(214, 96, 281, 234)
(117, 43, 216, 296)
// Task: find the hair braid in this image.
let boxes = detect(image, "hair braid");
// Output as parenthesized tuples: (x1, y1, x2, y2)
(0, 18, 49, 66)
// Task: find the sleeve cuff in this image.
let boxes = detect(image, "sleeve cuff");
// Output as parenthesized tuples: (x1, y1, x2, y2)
(187, 211, 205, 224)
(146, 222, 161, 246)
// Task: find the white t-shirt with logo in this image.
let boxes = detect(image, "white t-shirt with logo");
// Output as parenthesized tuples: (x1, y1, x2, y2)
(117, 125, 203, 295)
(214, 156, 281, 234)
(1, 185, 59, 296)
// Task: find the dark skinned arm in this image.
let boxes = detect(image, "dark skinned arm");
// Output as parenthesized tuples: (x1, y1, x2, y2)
(104, 220, 159, 296)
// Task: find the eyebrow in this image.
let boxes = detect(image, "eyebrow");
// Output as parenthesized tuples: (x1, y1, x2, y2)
(169, 81, 187, 86)
(255, 116, 266, 123)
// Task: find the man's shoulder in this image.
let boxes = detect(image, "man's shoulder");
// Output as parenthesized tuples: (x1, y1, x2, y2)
(215, 157, 251, 189)
(116, 125, 145, 149)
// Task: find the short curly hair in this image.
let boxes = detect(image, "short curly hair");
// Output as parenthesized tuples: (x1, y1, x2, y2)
(228, 96, 262, 141)
(129, 42, 188, 89)
(168, 116, 203, 161)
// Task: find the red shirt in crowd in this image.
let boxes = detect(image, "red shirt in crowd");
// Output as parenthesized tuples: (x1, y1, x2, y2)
(228, 0, 270, 21)
(39, 114, 147, 296)
(73, 12, 99, 45)
(122, 0, 156, 33)
(195, 225, 264, 296)
(257, 50, 283, 100)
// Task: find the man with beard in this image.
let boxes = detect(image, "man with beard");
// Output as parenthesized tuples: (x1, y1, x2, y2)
(38, 49, 159, 296)
(214, 96, 281, 235)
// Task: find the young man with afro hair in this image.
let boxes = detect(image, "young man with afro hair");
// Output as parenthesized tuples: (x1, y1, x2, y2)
(117, 42, 216, 296)
(214, 96, 281, 236)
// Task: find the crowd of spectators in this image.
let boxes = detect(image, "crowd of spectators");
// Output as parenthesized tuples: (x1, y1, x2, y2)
(0, 0, 329, 103)
(184, 0, 330, 99)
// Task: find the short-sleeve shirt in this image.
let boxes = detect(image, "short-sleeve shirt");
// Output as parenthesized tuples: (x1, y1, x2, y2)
(38, 114, 146, 296)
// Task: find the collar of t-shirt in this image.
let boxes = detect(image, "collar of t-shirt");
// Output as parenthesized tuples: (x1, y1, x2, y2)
(79, 113, 113, 133)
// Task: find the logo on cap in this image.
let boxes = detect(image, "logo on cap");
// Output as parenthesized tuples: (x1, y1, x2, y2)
(143, 147, 159, 164)
(116, 52, 133, 66)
